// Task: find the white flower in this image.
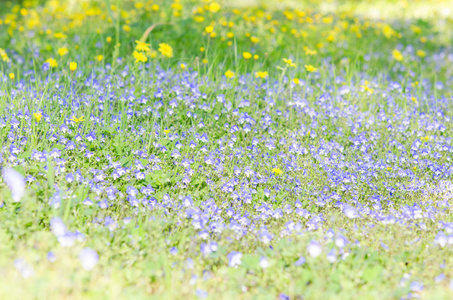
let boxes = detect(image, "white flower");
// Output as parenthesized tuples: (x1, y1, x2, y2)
(343, 204, 358, 219)
(79, 248, 99, 270)
(2, 168, 26, 202)
(307, 240, 322, 258)
(14, 259, 34, 278)
(259, 256, 269, 269)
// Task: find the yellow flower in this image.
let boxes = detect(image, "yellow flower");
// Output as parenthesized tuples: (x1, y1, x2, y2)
(392, 49, 403, 61)
(293, 78, 300, 85)
(194, 16, 204, 23)
(0, 48, 9, 62)
(123, 25, 131, 32)
(411, 25, 422, 34)
(58, 47, 68, 56)
(227, 32, 234, 38)
(382, 24, 396, 39)
(135, 40, 151, 52)
(133, 51, 148, 63)
(180, 63, 186, 69)
(96, 55, 104, 62)
(209, 2, 220, 13)
(9, 73, 15, 80)
(54, 32, 67, 39)
(255, 71, 268, 79)
(254, 55, 259, 60)
(283, 58, 296, 67)
(225, 70, 235, 79)
(200, 47, 205, 52)
(164, 129, 170, 134)
(33, 112, 42, 122)
(69, 62, 77, 72)
(304, 46, 317, 56)
(304, 65, 318, 72)
(243, 52, 252, 59)
(149, 50, 158, 58)
(272, 168, 283, 175)
(360, 81, 374, 94)
(151, 4, 159, 11)
(46, 58, 58, 68)
(416, 50, 426, 58)
(106, 36, 112, 43)
(250, 36, 259, 43)
(158, 43, 173, 58)
(411, 96, 418, 104)
(70, 115, 84, 123)
(205, 26, 214, 33)
(202, 58, 208, 64)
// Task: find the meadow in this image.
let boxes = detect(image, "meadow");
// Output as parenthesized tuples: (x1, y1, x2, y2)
(0, 0, 453, 299)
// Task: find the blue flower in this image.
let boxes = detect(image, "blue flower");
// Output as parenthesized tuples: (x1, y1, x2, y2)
(227, 251, 242, 267)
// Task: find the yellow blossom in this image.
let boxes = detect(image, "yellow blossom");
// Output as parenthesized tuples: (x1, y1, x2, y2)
(392, 49, 403, 61)
(0, 48, 10, 62)
(106, 37, 112, 43)
(9, 73, 15, 80)
(225, 70, 235, 79)
(69, 62, 77, 72)
(70, 115, 84, 123)
(58, 47, 68, 56)
(209, 2, 220, 13)
(283, 58, 296, 67)
(382, 24, 396, 39)
(54, 32, 67, 39)
(243, 52, 252, 59)
(416, 50, 426, 58)
(149, 50, 158, 58)
(194, 16, 204, 23)
(411, 25, 422, 34)
(133, 51, 148, 63)
(46, 58, 58, 68)
(96, 55, 104, 62)
(272, 168, 283, 175)
(293, 78, 300, 85)
(304, 65, 318, 72)
(255, 71, 268, 78)
(34, 112, 42, 122)
(135, 40, 151, 52)
(250, 36, 259, 43)
(360, 81, 374, 94)
(180, 63, 186, 69)
(158, 43, 173, 58)
(205, 26, 214, 33)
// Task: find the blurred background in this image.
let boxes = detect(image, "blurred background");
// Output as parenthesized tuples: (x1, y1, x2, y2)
(2, 0, 453, 19)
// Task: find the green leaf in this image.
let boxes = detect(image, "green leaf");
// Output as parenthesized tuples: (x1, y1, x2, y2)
(362, 264, 383, 283)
